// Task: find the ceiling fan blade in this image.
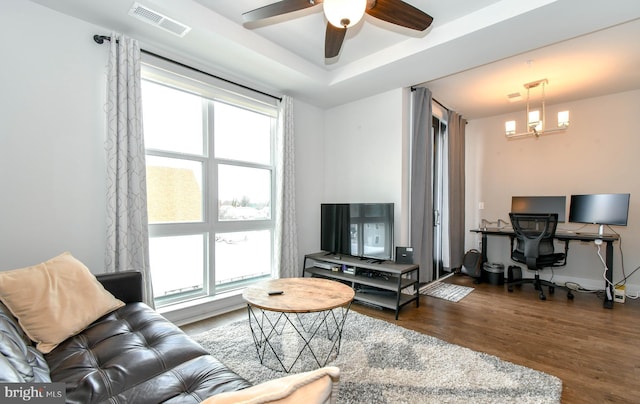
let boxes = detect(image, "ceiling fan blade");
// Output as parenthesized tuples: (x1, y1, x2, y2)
(366, 0, 433, 31)
(325, 23, 347, 58)
(243, 0, 323, 23)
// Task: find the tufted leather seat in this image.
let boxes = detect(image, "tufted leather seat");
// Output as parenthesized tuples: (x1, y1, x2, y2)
(44, 302, 248, 403)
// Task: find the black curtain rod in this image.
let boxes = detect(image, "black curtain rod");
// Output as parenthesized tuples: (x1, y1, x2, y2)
(93, 35, 282, 102)
(410, 86, 448, 111)
(410, 86, 467, 123)
(433, 98, 448, 111)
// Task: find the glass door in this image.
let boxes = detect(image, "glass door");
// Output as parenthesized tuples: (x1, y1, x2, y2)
(431, 114, 449, 280)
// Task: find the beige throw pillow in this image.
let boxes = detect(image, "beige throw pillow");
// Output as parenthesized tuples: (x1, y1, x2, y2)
(0, 252, 125, 353)
(202, 366, 340, 404)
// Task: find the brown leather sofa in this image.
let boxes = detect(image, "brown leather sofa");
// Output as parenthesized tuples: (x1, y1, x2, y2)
(1, 271, 251, 403)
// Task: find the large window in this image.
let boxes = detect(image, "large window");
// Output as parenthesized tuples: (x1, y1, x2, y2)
(141, 61, 277, 307)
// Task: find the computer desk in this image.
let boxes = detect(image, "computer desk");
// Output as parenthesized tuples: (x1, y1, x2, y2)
(471, 228, 619, 309)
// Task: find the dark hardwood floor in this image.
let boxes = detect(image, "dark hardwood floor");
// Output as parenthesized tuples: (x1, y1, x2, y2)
(182, 275, 640, 403)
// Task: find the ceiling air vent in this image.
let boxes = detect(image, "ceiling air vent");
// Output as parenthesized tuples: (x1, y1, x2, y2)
(507, 92, 522, 103)
(128, 2, 191, 37)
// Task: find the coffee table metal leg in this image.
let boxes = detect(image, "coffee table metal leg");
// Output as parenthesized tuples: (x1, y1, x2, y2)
(247, 304, 289, 370)
(246, 303, 352, 373)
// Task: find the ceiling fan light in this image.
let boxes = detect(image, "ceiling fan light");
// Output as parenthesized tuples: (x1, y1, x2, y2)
(324, 0, 367, 28)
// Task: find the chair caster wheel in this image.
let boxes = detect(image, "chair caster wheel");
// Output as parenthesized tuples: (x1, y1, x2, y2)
(549, 286, 555, 294)
(539, 293, 546, 300)
(567, 292, 574, 300)
(508, 286, 514, 293)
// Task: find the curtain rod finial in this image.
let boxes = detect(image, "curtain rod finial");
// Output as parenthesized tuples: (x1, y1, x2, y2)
(93, 35, 110, 44)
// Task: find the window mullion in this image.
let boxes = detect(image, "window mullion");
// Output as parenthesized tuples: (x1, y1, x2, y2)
(206, 100, 216, 293)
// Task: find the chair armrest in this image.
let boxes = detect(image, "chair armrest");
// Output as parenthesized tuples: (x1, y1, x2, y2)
(96, 271, 143, 303)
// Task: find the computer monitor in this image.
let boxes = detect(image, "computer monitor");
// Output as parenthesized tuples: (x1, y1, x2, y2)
(569, 193, 630, 235)
(511, 196, 566, 222)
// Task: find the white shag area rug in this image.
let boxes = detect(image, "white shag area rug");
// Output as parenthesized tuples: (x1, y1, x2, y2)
(420, 281, 474, 302)
(192, 311, 561, 403)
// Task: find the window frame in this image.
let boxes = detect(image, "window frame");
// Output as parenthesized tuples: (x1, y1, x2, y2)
(141, 54, 278, 307)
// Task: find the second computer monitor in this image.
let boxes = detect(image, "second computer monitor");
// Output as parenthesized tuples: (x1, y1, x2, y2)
(511, 196, 566, 222)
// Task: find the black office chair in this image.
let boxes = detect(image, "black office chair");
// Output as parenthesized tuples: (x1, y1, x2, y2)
(508, 213, 574, 301)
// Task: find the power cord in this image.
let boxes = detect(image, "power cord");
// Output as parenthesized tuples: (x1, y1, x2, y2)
(626, 290, 639, 299)
(595, 242, 613, 301)
(598, 227, 640, 299)
(561, 281, 602, 294)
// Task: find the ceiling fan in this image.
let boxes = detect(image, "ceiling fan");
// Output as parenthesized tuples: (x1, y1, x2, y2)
(242, 0, 434, 58)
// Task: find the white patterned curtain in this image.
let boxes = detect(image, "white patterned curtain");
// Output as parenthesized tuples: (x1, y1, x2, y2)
(274, 95, 299, 278)
(105, 33, 154, 307)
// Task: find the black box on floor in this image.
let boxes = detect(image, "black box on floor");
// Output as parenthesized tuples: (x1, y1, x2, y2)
(483, 262, 504, 285)
(507, 265, 522, 283)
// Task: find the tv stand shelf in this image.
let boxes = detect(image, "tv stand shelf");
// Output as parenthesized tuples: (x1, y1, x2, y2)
(303, 252, 419, 319)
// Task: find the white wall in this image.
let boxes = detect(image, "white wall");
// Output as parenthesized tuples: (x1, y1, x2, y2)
(465, 89, 640, 294)
(322, 88, 411, 248)
(0, 0, 108, 271)
(293, 99, 325, 267)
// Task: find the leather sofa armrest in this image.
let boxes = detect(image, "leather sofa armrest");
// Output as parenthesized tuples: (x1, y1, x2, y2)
(96, 271, 143, 303)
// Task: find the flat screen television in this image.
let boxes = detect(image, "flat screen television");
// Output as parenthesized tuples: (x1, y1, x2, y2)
(511, 196, 567, 222)
(569, 193, 630, 235)
(321, 203, 394, 261)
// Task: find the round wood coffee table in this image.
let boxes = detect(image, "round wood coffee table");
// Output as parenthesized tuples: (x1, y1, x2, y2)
(243, 277, 354, 373)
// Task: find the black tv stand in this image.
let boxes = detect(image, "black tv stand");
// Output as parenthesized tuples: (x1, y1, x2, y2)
(357, 257, 384, 264)
(303, 252, 419, 319)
